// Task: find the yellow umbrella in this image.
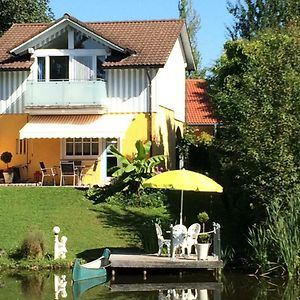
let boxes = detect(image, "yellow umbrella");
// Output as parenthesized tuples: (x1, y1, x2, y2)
(143, 169, 223, 224)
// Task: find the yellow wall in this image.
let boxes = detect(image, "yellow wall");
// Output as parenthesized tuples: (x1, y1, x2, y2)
(0, 114, 61, 182)
(0, 112, 180, 184)
(122, 113, 149, 158)
(151, 107, 184, 169)
(0, 114, 28, 169)
(28, 138, 61, 182)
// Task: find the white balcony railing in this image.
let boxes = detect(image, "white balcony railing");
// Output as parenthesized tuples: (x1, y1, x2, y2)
(25, 80, 107, 107)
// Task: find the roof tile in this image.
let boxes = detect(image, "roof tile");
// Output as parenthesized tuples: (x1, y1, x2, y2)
(186, 79, 218, 125)
(0, 17, 184, 70)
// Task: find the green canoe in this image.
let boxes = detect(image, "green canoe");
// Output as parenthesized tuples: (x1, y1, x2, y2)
(72, 248, 111, 282)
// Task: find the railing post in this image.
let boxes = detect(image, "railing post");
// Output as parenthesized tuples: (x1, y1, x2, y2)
(213, 222, 221, 259)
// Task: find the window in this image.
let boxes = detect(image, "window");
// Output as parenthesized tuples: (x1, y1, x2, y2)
(73, 56, 93, 81)
(50, 56, 69, 81)
(16, 139, 26, 155)
(97, 56, 106, 80)
(37, 57, 45, 81)
(106, 138, 118, 177)
(65, 138, 99, 157)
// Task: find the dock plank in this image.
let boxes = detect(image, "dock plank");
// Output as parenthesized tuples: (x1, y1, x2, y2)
(110, 254, 223, 269)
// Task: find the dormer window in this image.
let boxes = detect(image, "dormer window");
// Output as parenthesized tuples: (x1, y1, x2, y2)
(97, 56, 106, 80)
(50, 56, 69, 81)
(36, 54, 106, 82)
(37, 57, 45, 81)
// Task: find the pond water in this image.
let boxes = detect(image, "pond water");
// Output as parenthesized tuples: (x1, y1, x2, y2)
(0, 270, 298, 300)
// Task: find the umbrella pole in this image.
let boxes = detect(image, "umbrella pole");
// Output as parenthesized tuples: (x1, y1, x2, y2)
(180, 190, 183, 225)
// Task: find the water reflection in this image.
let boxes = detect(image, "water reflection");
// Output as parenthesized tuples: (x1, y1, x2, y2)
(158, 288, 207, 299)
(54, 274, 67, 299)
(16, 272, 46, 299)
(0, 271, 299, 299)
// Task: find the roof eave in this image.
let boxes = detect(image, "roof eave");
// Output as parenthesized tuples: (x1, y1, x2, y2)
(10, 14, 129, 56)
(180, 24, 195, 71)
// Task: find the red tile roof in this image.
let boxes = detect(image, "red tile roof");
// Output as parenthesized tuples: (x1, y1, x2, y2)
(0, 15, 185, 70)
(186, 79, 218, 125)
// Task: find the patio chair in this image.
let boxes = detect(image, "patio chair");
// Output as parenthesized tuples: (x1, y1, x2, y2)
(60, 161, 78, 186)
(155, 223, 171, 257)
(182, 223, 201, 257)
(39, 161, 57, 186)
(171, 224, 188, 258)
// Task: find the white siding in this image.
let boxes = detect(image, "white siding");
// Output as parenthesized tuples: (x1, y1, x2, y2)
(106, 68, 156, 113)
(0, 71, 29, 114)
(152, 39, 186, 122)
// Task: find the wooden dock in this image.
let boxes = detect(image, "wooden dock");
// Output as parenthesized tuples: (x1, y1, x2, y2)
(110, 253, 223, 279)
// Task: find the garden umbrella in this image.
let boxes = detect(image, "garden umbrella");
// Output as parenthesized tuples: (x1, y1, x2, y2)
(143, 169, 223, 224)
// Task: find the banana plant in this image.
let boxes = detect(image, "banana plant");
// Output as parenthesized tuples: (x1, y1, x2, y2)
(109, 140, 165, 193)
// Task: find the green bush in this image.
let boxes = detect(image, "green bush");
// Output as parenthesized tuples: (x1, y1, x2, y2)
(105, 189, 167, 208)
(20, 231, 46, 259)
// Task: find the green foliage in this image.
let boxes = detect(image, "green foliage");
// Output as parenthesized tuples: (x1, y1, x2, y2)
(109, 140, 165, 194)
(177, 126, 214, 164)
(211, 24, 300, 276)
(211, 25, 300, 214)
(227, 0, 300, 39)
(198, 233, 211, 243)
(197, 211, 210, 234)
(197, 211, 209, 224)
(105, 189, 167, 208)
(0, 0, 54, 35)
(20, 230, 46, 259)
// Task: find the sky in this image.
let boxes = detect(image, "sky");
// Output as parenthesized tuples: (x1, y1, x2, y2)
(49, 0, 233, 69)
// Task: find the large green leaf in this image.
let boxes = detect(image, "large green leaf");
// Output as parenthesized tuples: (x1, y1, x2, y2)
(109, 145, 130, 166)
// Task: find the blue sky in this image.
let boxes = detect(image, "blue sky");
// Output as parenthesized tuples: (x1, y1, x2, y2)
(49, 0, 233, 69)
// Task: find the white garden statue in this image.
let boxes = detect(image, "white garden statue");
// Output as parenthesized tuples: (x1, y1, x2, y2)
(53, 226, 68, 259)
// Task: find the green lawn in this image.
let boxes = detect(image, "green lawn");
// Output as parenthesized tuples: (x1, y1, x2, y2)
(0, 187, 169, 261)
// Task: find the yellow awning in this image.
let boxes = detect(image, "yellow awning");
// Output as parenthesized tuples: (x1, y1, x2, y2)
(19, 114, 134, 139)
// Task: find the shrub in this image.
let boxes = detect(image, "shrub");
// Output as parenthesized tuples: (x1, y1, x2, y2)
(20, 231, 46, 259)
(105, 189, 167, 208)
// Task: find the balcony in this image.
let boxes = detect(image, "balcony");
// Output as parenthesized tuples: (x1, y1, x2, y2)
(24, 80, 108, 114)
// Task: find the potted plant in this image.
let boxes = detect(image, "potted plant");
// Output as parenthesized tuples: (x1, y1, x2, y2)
(1, 151, 14, 183)
(197, 211, 211, 260)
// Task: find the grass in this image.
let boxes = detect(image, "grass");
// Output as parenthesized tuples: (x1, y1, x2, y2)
(0, 187, 170, 264)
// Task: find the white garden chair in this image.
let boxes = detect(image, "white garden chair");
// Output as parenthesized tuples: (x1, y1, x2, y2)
(182, 223, 201, 256)
(171, 224, 188, 258)
(155, 223, 171, 257)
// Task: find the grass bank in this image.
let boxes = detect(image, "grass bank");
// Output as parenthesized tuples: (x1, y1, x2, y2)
(0, 187, 170, 265)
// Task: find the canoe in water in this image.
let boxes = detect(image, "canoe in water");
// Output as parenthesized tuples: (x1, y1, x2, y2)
(72, 248, 111, 282)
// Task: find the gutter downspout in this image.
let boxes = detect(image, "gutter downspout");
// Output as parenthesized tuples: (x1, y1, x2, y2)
(146, 68, 153, 155)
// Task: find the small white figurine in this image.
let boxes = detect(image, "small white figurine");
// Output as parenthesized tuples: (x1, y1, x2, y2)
(57, 236, 68, 259)
(53, 226, 68, 259)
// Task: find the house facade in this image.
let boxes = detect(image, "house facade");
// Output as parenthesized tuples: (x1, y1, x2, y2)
(0, 14, 194, 185)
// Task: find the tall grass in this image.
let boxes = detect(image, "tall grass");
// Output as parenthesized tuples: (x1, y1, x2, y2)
(248, 193, 300, 277)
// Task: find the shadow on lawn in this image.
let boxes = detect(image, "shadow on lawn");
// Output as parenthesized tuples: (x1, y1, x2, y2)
(88, 204, 171, 258)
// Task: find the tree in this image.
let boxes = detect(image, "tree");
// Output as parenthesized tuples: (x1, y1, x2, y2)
(210, 24, 300, 274)
(0, 0, 54, 35)
(227, 0, 300, 39)
(178, 0, 205, 78)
